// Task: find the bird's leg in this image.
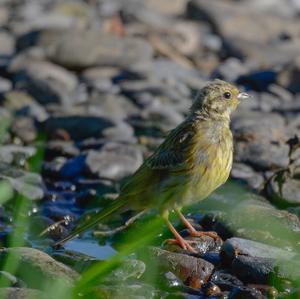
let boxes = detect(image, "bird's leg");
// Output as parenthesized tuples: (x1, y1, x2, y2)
(175, 208, 220, 241)
(162, 211, 197, 253)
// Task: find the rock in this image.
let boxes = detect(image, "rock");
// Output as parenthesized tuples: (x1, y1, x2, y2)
(210, 271, 244, 292)
(0, 30, 15, 56)
(234, 141, 289, 171)
(221, 237, 296, 262)
(186, 0, 300, 66)
(149, 247, 214, 288)
(45, 116, 133, 141)
(45, 141, 80, 159)
(163, 234, 222, 255)
(11, 117, 37, 143)
(199, 194, 300, 249)
(2, 91, 48, 122)
(104, 259, 146, 282)
(0, 162, 43, 200)
(19, 28, 153, 69)
(85, 142, 143, 180)
(81, 66, 120, 94)
(267, 175, 300, 207)
(232, 111, 286, 143)
(0, 288, 48, 299)
(0, 247, 79, 289)
(231, 163, 264, 191)
(278, 55, 300, 93)
(228, 286, 266, 299)
(87, 93, 139, 120)
(95, 283, 158, 299)
(213, 58, 248, 82)
(0, 145, 36, 164)
(11, 59, 78, 106)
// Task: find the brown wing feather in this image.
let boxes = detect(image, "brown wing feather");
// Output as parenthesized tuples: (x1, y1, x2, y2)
(119, 120, 195, 199)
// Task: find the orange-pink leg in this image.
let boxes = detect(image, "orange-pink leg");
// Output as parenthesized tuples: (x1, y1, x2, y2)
(162, 212, 196, 253)
(175, 208, 220, 241)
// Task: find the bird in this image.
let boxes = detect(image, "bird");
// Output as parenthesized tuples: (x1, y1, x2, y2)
(54, 80, 250, 252)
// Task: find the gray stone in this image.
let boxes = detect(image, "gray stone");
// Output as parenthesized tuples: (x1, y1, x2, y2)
(187, 0, 300, 66)
(85, 142, 143, 180)
(232, 111, 286, 143)
(12, 117, 37, 143)
(0, 247, 79, 289)
(234, 141, 289, 171)
(88, 93, 139, 120)
(267, 175, 300, 206)
(231, 163, 264, 191)
(11, 59, 78, 106)
(0, 30, 15, 56)
(0, 145, 36, 164)
(2, 91, 48, 122)
(32, 28, 153, 69)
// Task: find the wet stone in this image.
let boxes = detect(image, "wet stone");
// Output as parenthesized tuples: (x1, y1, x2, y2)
(149, 247, 214, 288)
(164, 234, 222, 256)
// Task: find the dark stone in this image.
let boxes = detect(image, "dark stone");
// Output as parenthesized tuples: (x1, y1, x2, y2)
(210, 271, 244, 292)
(45, 116, 133, 140)
(228, 286, 266, 299)
(231, 256, 274, 284)
(221, 237, 296, 263)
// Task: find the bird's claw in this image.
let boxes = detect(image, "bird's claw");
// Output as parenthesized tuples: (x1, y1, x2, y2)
(164, 238, 197, 253)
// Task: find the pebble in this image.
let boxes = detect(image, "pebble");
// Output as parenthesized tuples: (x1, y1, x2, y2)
(85, 142, 143, 180)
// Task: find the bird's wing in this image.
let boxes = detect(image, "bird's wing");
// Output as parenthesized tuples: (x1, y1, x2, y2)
(119, 121, 195, 199)
(145, 122, 195, 170)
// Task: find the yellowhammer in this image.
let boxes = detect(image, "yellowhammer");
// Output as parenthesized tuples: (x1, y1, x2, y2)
(55, 79, 250, 252)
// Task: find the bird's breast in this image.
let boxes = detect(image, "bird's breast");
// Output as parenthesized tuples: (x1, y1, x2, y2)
(188, 125, 233, 201)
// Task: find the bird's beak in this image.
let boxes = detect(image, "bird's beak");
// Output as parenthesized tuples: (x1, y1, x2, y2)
(237, 92, 251, 100)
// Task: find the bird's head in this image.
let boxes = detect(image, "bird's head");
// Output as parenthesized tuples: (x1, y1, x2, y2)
(191, 80, 250, 120)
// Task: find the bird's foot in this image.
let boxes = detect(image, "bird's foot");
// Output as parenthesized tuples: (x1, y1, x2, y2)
(188, 229, 221, 241)
(164, 238, 197, 253)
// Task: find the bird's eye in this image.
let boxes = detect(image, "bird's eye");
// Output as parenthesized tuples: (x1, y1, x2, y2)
(223, 92, 231, 99)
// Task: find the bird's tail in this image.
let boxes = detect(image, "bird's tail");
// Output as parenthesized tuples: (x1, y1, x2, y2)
(53, 197, 128, 248)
